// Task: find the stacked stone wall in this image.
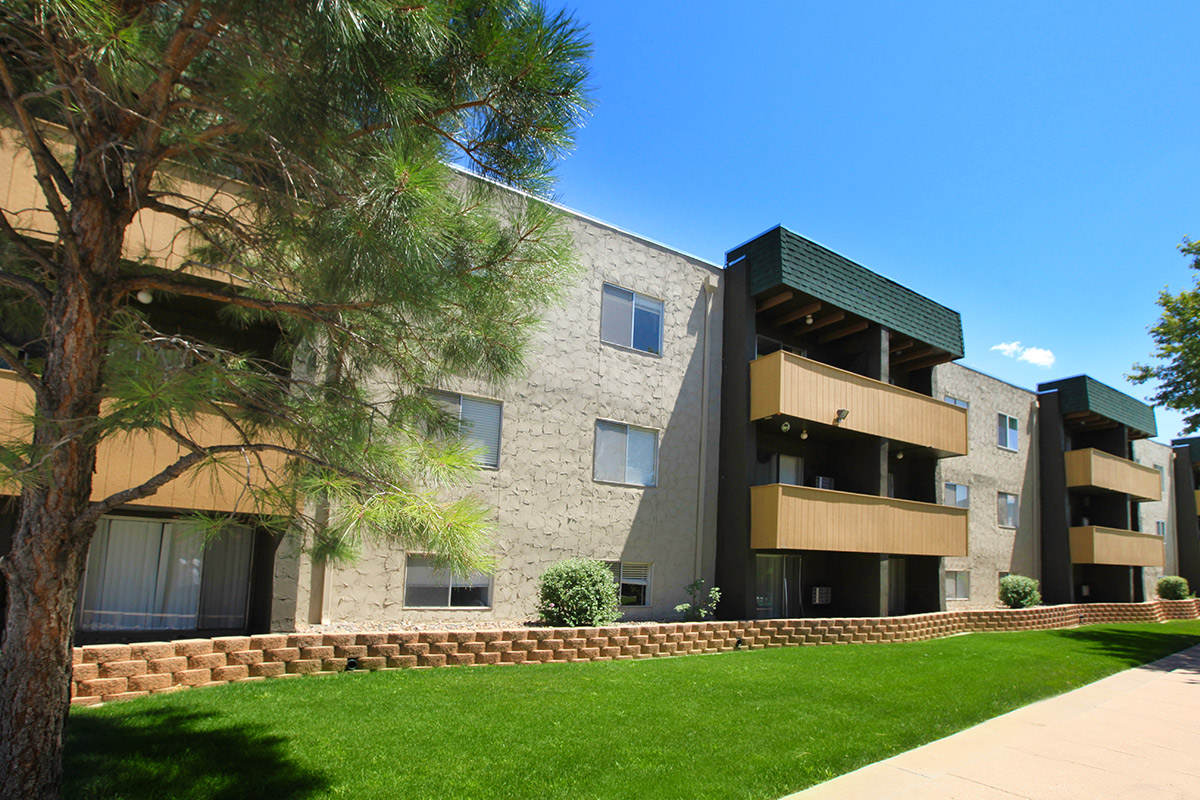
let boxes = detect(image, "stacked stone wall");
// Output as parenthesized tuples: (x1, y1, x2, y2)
(69, 598, 1200, 706)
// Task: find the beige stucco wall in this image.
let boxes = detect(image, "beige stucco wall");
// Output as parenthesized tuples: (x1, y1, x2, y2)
(277, 210, 724, 628)
(1133, 438, 1176, 595)
(933, 363, 1040, 608)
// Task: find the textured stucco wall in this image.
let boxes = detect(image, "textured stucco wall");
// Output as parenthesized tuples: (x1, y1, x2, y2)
(1133, 438, 1176, 594)
(934, 363, 1040, 608)
(277, 211, 724, 627)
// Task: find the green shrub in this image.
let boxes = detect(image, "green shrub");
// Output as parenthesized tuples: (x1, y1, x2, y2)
(1158, 575, 1191, 600)
(998, 574, 1041, 608)
(674, 579, 721, 621)
(536, 559, 621, 627)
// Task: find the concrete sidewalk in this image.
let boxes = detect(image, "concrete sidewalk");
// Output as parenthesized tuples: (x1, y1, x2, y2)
(785, 644, 1200, 799)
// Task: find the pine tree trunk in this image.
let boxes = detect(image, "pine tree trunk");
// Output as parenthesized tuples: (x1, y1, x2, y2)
(0, 175, 122, 797)
(0, 508, 91, 800)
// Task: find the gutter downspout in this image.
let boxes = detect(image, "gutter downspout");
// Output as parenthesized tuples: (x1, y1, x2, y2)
(695, 274, 719, 582)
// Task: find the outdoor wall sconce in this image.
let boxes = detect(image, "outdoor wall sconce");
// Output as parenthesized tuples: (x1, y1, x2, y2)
(800, 429, 808, 440)
(835, 408, 850, 423)
(780, 421, 791, 433)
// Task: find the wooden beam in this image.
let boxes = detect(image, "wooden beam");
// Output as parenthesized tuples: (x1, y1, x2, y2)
(818, 319, 869, 344)
(794, 310, 845, 335)
(893, 352, 953, 371)
(772, 300, 823, 327)
(890, 346, 935, 366)
(756, 290, 793, 313)
(1063, 411, 1092, 420)
(889, 337, 914, 353)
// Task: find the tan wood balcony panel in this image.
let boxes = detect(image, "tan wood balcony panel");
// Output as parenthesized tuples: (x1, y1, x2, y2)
(0, 370, 285, 513)
(1064, 448, 1161, 502)
(1, 125, 251, 276)
(1069, 525, 1164, 568)
(750, 483, 968, 557)
(749, 351, 967, 455)
(1194, 489, 1200, 512)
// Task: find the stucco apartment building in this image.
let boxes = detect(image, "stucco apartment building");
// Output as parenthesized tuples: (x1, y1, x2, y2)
(0, 141, 1193, 640)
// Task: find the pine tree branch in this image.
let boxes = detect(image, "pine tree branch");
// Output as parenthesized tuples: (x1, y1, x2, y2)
(117, 274, 382, 320)
(0, 338, 42, 396)
(0, 61, 77, 252)
(0, 210, 56, 284)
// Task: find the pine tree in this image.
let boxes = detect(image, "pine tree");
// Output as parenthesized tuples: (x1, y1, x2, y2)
(0, 2, 591, 796)
(1131, 239, 1200, 433)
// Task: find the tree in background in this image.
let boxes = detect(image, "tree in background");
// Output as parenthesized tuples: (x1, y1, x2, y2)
(1131, 239, 1200, 433)
(0, 2, 590, 796)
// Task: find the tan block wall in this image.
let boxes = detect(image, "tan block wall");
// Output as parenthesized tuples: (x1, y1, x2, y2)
(71, 599, 1200, 706)
(279, 212, 725, 627)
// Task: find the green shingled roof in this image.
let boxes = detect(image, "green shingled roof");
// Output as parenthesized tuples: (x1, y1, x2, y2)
(727, 226, 964, 358)
(1037, 375, 1157, 438)
(1172, 436, 1200, 463)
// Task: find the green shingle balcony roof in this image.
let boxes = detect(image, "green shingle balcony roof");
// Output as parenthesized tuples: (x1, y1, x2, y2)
(1038, 375, 1157, 439)
(1172, 436, 1200, 464)
(727, 226, 964, 358)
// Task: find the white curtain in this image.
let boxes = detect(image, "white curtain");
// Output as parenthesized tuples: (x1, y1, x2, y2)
(78, 517, 253, 632)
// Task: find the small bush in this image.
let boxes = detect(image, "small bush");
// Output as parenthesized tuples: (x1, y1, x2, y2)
(674, 579, 721, 621)
(536, 559, 621, 627)
(1157, 575, 1191, 600)
(998, 574, 1041, 608)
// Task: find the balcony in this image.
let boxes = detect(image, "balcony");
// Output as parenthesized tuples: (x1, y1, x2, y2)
(749, 351, 967, 456)
(1069, 526, 1164, 568)
(0, 370, 284, 514)
(1064, 448, 1161, 502)
(750, 483, 968, 557)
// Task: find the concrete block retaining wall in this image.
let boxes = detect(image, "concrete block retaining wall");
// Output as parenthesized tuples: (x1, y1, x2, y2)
(69, 598, 1200, 706)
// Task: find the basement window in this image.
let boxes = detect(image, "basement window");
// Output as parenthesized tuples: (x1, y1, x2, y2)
(945, 570, 970, 600)
(403, 555, 491, 608)
(607, 562, 651, 606)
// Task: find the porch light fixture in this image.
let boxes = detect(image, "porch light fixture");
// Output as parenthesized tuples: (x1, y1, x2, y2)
(800, 429, 808, 440)
(780, 421, 791, 433)
(805, 314, 813, 324)
(836, 408, 850, 422)
(136, 289, 153, 304)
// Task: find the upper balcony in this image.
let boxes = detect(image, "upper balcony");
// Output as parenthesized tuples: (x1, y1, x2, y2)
(1069, 525, 1164, 568)
(1063, 448, 1161, 502)
(750, 483, 968, 557)
(0, 370, 285, 514)
(749, 351, 968, 456)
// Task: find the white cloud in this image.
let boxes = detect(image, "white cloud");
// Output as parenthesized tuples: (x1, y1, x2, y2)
(1018, 347, 1056, 368)
(990, 341, 1056, 369)
(991, 341, 1023, 358)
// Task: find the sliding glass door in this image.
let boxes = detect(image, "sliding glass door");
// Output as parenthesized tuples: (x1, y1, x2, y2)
(78, 517, 254, 632)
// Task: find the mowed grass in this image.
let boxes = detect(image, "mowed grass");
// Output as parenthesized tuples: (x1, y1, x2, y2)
(64, 622, 1200, 800)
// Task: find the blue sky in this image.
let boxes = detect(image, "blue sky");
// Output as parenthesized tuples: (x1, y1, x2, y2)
(552, 1, 1200, 442)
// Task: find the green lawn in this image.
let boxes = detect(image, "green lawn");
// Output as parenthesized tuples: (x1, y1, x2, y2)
(64, 622, 1200, 800)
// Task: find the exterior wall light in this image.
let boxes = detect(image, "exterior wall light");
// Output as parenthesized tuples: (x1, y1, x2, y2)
(836, 408, 850, 422)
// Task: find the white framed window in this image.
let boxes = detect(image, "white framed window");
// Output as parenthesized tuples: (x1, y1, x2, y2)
(997, 413, 1018, 451)
(601, 283, 663, 355)
(944, 482, 970, 508)
(945, 570, 970, 600)
(430, 390, 502, 469)
(607, 562, 651, 606)
(403, 554, 491, 608)
(1157, 521, 1167, 537)
(78, 516, 254, 632)
(594, 421, 658, 487)
(944, 395, 969, 410)
(998, 492, 1019, 528)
